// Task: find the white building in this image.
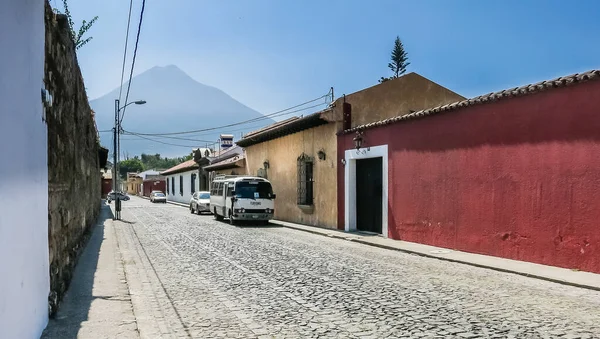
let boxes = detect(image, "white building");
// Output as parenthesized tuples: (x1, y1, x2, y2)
(0, 0, 50, 338)
(161, 160, 202, 204)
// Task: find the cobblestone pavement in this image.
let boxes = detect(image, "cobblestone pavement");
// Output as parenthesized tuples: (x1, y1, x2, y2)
(117, 197, 600, 338)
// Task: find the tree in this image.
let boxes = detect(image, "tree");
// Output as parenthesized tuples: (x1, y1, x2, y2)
(118, 158, 144, 179)
(58, 0, 98, 50)
(379, 36, 410, 83)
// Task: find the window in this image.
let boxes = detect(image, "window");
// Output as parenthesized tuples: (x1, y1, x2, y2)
(171, 177, 175, 195)
(179, 175, 183, 196)
(199, 192, 210, 199)
(191, 173, 196, 194)
(297, 153, 314, 205)
(235, 181, 273, 199)
(217, 182, 224, 196)
(226, 184, 234, 197)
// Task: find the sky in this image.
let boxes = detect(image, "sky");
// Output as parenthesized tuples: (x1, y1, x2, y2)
(62, 0, 600, 116)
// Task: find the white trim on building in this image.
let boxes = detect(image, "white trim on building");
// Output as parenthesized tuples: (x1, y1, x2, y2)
(344, 145, 389, 238)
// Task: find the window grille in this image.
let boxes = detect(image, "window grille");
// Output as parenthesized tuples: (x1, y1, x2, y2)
(297, 153, 314, 205)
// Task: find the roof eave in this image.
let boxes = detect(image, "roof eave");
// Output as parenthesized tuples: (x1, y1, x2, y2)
(237, 113, 329, 147)
(341, 69, 600, 135)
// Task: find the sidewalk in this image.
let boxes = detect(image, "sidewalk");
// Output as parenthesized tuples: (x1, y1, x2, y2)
(158, 196, 600, 292)
(41, 204, 139, 339)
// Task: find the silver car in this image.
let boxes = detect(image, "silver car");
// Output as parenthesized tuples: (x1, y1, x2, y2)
(150, 191, 167, 203)
(190, 191, 211, 214)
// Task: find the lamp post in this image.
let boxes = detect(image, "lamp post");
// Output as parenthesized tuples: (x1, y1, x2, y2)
(113, 99, 146, 220)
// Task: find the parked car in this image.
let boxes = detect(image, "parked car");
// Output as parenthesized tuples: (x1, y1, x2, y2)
(150, 191, 167, 203)
(107, 191, 129, 202)
(190, 191, 211, 214)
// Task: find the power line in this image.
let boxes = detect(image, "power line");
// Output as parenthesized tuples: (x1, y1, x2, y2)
(125, 94, 330, 137)
(124, 130, 215, 143)
(117, 0, 134, 105)
(120, 0, 146, 125)
(151, 107, 323, 139)
(122, 132, 207, 148)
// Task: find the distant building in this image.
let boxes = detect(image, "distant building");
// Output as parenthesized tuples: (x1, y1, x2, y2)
(126, 172, 143, 195)
(101, 169, 113, 198)
(204, 145, 247, 181)
(161, 160, 201, 204)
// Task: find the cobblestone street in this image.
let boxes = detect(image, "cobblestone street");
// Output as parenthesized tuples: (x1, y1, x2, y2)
(116, 197, 600, 338)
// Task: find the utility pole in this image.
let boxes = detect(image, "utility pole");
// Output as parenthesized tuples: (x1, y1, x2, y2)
(113, 99, 121, 220)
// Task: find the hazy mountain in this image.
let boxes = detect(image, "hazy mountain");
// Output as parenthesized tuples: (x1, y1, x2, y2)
(91, 65, 273, 158)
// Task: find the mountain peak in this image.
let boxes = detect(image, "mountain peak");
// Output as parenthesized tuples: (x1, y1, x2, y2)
(91, 65, 274, 157)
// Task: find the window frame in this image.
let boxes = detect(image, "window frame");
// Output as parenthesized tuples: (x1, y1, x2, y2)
(179, 175, 183, 196)
(297, 153, 314, 206)
(191, 173, 196, 194)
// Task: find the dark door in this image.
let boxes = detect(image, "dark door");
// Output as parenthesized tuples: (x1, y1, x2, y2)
(356, 157, 383, 233)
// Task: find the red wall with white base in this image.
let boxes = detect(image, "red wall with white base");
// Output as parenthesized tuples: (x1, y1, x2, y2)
(338, 80, 600, 273)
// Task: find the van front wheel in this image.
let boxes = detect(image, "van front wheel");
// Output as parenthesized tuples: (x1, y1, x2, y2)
(214, 208, 224, 221)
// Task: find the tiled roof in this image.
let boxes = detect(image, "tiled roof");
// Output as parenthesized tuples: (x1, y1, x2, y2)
(244, 117, 299, 138)
(160, 159, 198, 176)
(343, 70, 600, 134)
(204, 153, 246, 171)
(237, 110, 331, 147)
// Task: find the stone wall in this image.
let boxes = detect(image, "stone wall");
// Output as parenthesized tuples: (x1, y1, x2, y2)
(45, 2, 102, 315)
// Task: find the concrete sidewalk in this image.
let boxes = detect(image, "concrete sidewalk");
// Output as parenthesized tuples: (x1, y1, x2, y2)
(41, 204, 139, 339)
(154, 195, 600, 292)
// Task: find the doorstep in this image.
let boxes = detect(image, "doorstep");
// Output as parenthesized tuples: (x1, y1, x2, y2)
(268, 220, 600, 292)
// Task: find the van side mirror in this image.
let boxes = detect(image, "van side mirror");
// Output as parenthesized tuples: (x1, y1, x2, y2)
(231, 191, 236, 196)
(272, 194, 277, 199)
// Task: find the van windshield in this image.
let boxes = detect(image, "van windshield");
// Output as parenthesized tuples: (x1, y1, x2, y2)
(235, 181, 273, 199)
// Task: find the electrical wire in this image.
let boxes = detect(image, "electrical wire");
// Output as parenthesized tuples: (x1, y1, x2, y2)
(120, 0, 146, 125)
(121, 132, 207, 148)
(125, 95, 330, 137)
(124, 131, 215, 143)
(117, 0, 134, 105)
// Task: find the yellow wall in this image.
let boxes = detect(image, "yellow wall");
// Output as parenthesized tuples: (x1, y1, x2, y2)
(244, 123, 339, 228)
(127, 177, 142, 195)
(334, 72, 466, 129)
(242, 72, 463, 229)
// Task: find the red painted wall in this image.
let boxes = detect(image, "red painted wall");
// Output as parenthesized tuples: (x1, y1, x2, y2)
(101, 178, 112, 198)
(338, 80, 600, 273)
(143, 179, 166, 197)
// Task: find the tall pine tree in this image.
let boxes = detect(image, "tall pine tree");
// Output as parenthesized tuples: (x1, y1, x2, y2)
(380, 36, 410, 83)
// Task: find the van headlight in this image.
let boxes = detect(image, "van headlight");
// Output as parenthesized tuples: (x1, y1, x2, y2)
(235, 208, 245, 213)
(265, 208, 271, 214)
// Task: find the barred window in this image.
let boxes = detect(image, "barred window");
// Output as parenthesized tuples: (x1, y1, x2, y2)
(191, 173, 196, 194)
(171, 176, 175, 194)
(297, 153, 314, 205)
(179, 175, 183, 196)
(166, 178, 170, 194)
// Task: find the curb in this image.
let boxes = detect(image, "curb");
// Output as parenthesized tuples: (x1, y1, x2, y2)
(268, 221, 600, 292)
(137, 196, 600, 292)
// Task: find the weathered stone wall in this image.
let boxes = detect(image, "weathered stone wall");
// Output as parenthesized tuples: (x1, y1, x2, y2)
(45, 2, 102, 315)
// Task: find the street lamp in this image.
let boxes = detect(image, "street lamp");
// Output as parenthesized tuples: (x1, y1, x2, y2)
(113, 98, 146, 220)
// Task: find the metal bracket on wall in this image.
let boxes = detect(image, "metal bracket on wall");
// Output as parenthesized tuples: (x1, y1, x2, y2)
(41, 84, 53, 123)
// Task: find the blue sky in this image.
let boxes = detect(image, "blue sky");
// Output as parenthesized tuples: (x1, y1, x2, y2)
(64, 0, 600, 115)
